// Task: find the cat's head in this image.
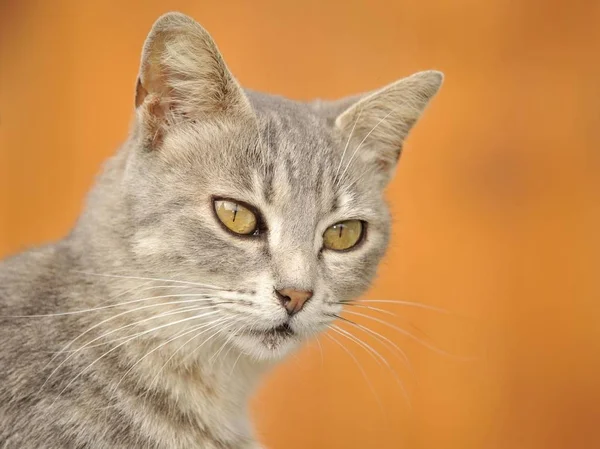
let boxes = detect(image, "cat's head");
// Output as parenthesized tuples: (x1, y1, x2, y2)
(122, 12, 442, 360)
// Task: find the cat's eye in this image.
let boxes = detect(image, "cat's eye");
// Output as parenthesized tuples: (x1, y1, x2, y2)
(322, 220, 364, 251)
(214, 199, 259, 236)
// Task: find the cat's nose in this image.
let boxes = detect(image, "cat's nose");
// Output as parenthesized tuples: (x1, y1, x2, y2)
(275, 288, 313, 316)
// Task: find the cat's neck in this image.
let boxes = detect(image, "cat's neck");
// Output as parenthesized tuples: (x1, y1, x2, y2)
(127, 338, 270, 445)
(69, 144, 133, 270)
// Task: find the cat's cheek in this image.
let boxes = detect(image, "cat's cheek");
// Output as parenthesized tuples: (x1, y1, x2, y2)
(319, 251, 378, 300)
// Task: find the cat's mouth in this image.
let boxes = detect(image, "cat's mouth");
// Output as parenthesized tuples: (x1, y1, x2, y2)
(246, 322, 294, 339)
(233, 321, 301, 357)
(270, 322, 294, 337)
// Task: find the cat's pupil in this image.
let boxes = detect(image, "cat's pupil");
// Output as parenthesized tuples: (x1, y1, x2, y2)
(232, 204, 238, 222)
(338, 224, 344, 238)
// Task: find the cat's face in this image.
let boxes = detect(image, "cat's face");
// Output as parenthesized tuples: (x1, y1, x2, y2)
(126, 102, 392, 359)
(123, 13, 441, 360)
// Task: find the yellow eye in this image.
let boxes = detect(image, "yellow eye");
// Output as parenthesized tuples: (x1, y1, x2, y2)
(214, 199, 258, 235)
(322, 220, 364, 251)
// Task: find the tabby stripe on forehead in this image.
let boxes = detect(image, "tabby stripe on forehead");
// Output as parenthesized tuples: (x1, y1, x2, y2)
(331, 192, 340, 212)
(315, 161, 324, 195)
(285, 156, 296, 182)
(262, 162, 275, 204)
(265, 117, 279, 152)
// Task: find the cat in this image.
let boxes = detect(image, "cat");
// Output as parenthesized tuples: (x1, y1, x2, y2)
(0, 11, 442, 449)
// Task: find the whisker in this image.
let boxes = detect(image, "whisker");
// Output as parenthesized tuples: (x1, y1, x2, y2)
(229, 316, 263, 374)
(230, 349, 245, 375)
(209, 326, 237, 366)
(44, 310, 221, 398)
(343, 310, 469, 359)
(42, 297, 235, 374)
(208, 316, 246, 366)
(217, 328, 243, 367)
(98, 284, 208, 306)
(348, 299, 451, 314)
(113, 316, 237, 394)
(325, 332, 382, 411)
(71, 270, 227, 290)
(50, 302, 223, 366)
(334, 314, 413, 375)
(183, 318, 242, 365)
(58, 301, 236, 352)
(330, 324, 411, 407)
(9, 293, 233, 318)
(342, 303, 397, 317)
(96, 280, 156, 305)
(314, 336, 325, 368)
(148, 317, 236, 389)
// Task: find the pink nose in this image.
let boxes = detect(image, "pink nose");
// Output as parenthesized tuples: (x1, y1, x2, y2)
(275, 288, 313, 316)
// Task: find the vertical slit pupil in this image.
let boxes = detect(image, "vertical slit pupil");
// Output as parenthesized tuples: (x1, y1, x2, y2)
(232, 203, 238, 222)
(338, 224, 344, 238)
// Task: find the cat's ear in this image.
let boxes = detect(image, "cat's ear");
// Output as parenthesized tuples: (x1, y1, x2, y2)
(334, 70, 443, 184)
(135, 12, 252, 149)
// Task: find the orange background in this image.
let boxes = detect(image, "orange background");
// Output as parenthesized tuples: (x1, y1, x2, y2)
(1, 1, 599, 448)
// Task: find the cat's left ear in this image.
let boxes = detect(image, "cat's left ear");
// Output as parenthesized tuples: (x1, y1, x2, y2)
(134, 12, 253, 149)
(333, 70, 443, 184)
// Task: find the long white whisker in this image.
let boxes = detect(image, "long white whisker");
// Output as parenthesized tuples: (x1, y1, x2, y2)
(51, 305, 214, 353)
(219, 321, 246, 366)
(183, 318, 241, 365)
(96, 280, 155, 305)
(356, 299, 451, 314)
(315, 336, 325, 368)
(98, 284, 209, 306)
(148, 317, 236, 389)
(330, 324, 410, 407)
(229, 316, 262, 375)
(343, 310, 468, 359)
(42, 303, 225, 388)
(335, 315, 413, 375)
(71, 270, 227, 290)
(325, 332, 382, 410)
(343, 303, 397, 317)
(112, 316, 237, 394)
(12, 293, 231, 318)
(208, 314, 249, 367)
(41, 296, 233, 374)
(47, 310, 221, 403)
(208, 317, 245, 366)
(330, 324, 385, 370)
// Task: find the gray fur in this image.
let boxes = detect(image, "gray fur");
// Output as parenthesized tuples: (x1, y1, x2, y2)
(0, 12, 442, 449)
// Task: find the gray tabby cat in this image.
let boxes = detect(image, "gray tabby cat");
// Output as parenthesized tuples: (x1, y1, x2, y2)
(0, 12, 442, 449)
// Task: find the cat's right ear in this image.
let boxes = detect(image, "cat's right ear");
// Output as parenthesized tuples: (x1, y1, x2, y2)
(329, 71, 443, 186)
(134, 12, 252, 149)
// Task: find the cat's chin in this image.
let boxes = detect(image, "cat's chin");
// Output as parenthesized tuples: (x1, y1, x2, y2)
(231, 329, 302, 361)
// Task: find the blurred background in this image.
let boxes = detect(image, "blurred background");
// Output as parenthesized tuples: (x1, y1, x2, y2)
(1, 1, 599, 448)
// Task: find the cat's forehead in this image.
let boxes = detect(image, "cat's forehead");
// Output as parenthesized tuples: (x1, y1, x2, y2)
(167, 92, 372, 215)
(247, 91, 337, 159)
(228, 92, 338, 196)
